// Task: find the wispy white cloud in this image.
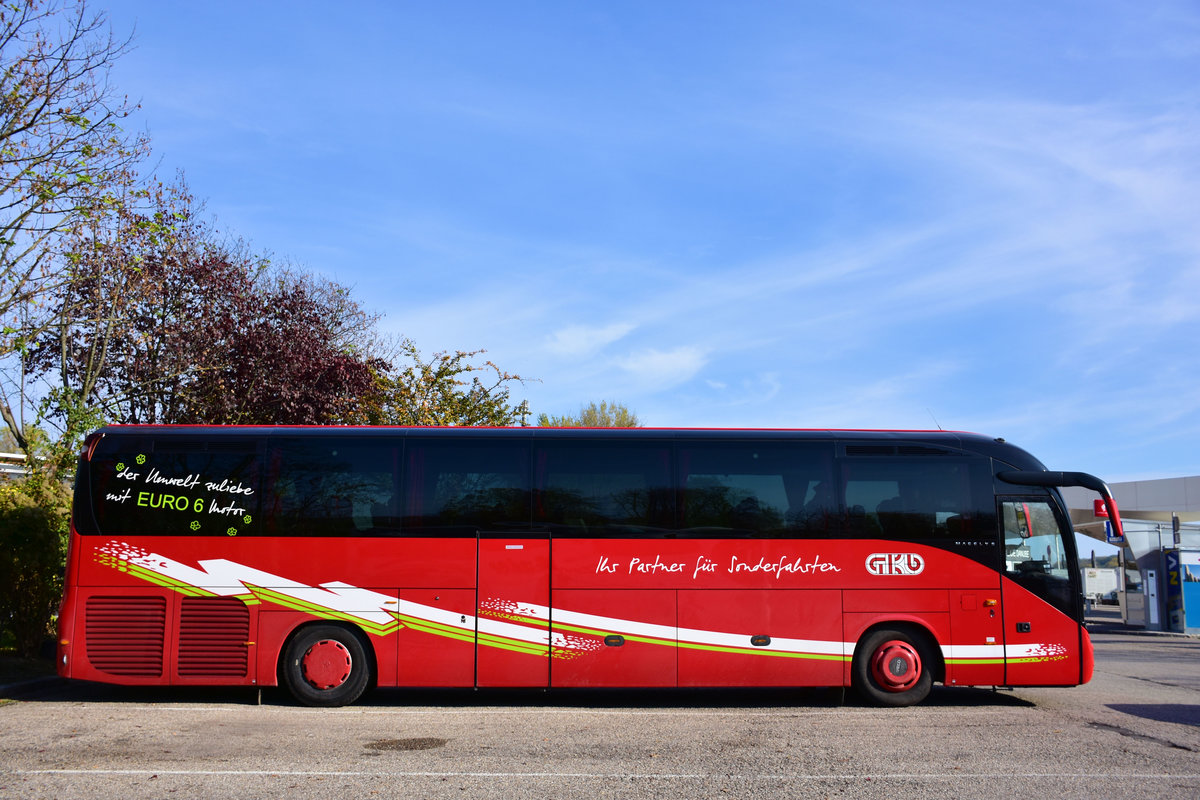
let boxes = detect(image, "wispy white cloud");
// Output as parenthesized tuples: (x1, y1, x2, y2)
(615, 347, 709, 392)
(545, 322, 636, 357)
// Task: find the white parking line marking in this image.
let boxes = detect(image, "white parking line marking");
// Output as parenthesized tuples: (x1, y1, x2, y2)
(15, 769, 1200, 781)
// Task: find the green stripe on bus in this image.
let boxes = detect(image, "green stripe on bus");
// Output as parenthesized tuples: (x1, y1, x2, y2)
(246, 585, 401, 636)
(124, 563, 216, 597)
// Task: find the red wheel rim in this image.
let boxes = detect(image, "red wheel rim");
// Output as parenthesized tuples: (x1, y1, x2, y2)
(301, 639, 353, 690)
(869, 639, 921, 692)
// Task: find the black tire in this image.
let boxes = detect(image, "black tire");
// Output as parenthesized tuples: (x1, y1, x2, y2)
(281, 624, 373, 707)
(852, 627, 934, 707)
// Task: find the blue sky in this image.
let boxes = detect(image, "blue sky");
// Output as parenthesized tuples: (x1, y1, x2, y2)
(101, 1, 1199, 485)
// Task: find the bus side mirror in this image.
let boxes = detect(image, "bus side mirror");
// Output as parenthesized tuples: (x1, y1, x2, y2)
(1095, 496, 1124, 540)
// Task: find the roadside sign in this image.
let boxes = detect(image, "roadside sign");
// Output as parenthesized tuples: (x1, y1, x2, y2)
(1165, 550, 1183, 632)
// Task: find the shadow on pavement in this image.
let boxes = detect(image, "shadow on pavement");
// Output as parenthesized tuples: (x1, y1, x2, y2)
(11, 679, 1034, 710)
(1107, 703, 1200, 727)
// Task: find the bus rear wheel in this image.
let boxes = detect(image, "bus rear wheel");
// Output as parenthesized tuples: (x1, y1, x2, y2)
(282, 624, 372, 707)
(853, 627, 933, 707)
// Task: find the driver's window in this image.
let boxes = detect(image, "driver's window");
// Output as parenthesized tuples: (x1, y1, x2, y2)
(1002, 500, 1073, 614)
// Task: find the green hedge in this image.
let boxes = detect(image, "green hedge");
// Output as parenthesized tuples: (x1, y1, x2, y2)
(0, 479, 69, 658)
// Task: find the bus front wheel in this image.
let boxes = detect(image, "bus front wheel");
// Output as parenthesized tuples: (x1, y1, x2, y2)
(853, 627, 933, 707)
(282, 624, 373, 707)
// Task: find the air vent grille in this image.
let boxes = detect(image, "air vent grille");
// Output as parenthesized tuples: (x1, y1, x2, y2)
(178, 596, 250, 677)
(85, 596, 166, 677)
(845, 444, 953, 457)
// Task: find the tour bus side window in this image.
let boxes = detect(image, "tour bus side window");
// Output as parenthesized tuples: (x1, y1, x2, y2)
(265, 437, 400, 537)
(841, 450, 998, 567)
(534, 440, 673, 537)
(88, 435, 262, 537)
(402, 438, 531, 535)
(677, 441, 837, 538)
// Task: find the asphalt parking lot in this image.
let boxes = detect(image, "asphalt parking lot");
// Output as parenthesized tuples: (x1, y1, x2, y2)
(3, 622, 1199, 799)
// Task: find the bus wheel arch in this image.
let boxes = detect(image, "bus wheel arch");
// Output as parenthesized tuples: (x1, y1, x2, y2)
(279, 622, 375, 707)
(852, 622, 941, 707)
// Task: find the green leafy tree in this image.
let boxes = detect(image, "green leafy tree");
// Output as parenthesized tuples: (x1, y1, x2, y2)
(538, 400, 641, 428)
(0, 0, 148, 452)
(362, 341, 531, 427)
(27, 173, 179, 452)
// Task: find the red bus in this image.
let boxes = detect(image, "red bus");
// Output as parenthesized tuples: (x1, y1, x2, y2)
(57, 426, 1123, 706)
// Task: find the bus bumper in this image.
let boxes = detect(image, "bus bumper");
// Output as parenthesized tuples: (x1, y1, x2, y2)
(55, 587, 76, 679)
(1081, 625, 1094, 685)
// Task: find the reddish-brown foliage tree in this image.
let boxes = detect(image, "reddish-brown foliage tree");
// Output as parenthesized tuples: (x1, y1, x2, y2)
(30, 177, 386, 429)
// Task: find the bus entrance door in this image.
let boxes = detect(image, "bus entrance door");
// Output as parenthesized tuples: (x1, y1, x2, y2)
(1000, 499, 1082, 686)
(476, 536, 551, 687)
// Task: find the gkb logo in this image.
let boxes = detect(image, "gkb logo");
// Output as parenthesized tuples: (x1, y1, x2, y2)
(865, 552, 925, 576)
